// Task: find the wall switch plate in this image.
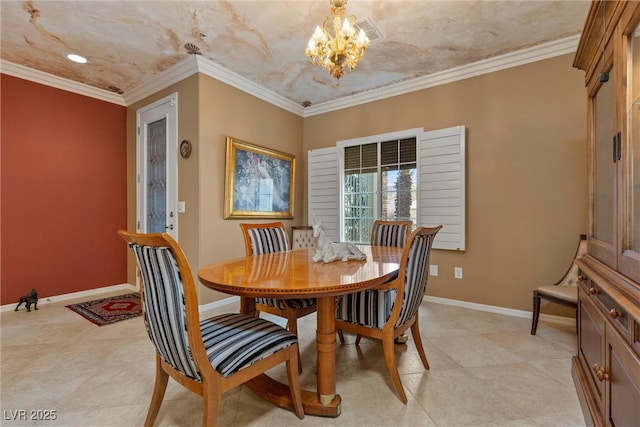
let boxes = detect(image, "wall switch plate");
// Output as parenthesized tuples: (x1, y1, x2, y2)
(177, 201, 185, 213)
(454, 267, 463, 279)
(429, 265, 438, 276)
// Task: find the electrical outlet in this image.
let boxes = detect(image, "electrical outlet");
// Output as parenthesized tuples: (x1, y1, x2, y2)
(429, 264, 438, 276)
(454, 267, 463, 279)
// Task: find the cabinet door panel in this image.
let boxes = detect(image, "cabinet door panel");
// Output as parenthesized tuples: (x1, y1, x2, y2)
(605, 327, 640, 427)
(579, 294, 606, 401)
(622, 19, 640, 283)
(591, 69, 618, 269)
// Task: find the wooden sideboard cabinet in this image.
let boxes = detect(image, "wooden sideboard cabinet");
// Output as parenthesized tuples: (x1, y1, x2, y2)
(573, 1, 640, 426)
(574, 265, 640, 426)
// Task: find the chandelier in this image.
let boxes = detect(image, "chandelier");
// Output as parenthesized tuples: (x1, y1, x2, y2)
(304, 0, 370, 83)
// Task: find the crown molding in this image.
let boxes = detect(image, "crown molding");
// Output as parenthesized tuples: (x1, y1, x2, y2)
(119, 55, 304, 115)
(194, 56, 304, 116)
(302, 34, 581, 117)
(2, 34, 579, 116)
(123, 56, 200, 105)
(0, 60, 126, 106)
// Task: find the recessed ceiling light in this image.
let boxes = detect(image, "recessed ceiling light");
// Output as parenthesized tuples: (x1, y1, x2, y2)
(66, 53, 87, 64)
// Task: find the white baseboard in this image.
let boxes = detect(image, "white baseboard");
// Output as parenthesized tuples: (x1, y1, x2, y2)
(199, 295, 575, 327)
(198, 296, 239, 318)
(1, 283, 138, 312)
(423, 295, 575, 327)
(3, 286, 574, 328)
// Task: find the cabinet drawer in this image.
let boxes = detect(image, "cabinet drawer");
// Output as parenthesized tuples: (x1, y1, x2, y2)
(582, 277, 629, 336)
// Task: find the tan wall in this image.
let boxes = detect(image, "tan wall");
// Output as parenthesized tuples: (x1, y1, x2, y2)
(196, 74, 304, 304)
(302, 53, 588, 314)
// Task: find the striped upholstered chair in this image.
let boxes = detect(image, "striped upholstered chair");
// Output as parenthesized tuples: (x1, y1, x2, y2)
(370, 220, 413, 248)
(335, 226, 441, 403)
(240, 222, 317, 369)
(117, 230, 303, 426)
(336, 219, 413, 343)
(366, 220, 414, 344)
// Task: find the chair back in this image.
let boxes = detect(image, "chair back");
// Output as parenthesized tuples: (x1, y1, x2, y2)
(394, 226, 441, 327)
(240, 222, 291, 309)
(371, 220, 413, 248)
(118, 231, 203, 381)
(558, 234, 588, 287)
(240, 222, 290, 256)
(291, 226, 316, 249)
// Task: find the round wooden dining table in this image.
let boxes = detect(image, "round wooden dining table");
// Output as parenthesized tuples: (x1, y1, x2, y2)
(197, 244, 403, 417)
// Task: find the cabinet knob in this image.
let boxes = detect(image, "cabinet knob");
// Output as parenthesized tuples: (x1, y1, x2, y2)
(597, 368, 610, 381)
(589, 287, 599, 295)
(592, 364, 610, 381)
(578, 275, 586, 282)
(609, 308, 622, 319)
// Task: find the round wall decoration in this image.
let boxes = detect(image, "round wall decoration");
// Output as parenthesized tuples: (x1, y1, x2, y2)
(180, 140, 192, 159)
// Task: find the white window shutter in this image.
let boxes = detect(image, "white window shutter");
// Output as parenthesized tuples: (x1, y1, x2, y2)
(418, 125, 466, 251)
(308, 147, 339, 242)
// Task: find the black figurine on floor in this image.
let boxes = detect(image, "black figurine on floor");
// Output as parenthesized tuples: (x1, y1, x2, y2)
(15, 289, 38, 312)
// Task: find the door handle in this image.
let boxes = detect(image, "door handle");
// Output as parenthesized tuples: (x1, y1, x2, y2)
(165, 224, 174, 230)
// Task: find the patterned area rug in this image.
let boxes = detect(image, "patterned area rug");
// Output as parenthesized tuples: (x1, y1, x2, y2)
(66, 293, 142, 326)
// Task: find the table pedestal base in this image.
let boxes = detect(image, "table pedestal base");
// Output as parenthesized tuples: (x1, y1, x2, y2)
(246, 374, 342, 417)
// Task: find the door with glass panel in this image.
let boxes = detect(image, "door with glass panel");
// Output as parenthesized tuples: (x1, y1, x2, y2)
(136, 93, 178, 239)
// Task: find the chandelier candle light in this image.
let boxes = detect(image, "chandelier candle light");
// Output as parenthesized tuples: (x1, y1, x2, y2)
(305, 0, 370, 84)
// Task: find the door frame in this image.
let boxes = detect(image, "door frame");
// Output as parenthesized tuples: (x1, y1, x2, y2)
(136, 92, 179, 239)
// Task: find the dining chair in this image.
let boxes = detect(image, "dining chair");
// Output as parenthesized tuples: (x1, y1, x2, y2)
(117, 230, 304, 426)
(335, 225, 442, 404)
(368, 219, 413, 344)
(240, 222, 317, 369)
(531, 234, 587, 335)
(291, 225, 316, 249)
(370, 219, 413, 248)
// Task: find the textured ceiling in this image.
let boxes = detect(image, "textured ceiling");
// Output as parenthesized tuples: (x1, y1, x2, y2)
(1, 0, 590, 108)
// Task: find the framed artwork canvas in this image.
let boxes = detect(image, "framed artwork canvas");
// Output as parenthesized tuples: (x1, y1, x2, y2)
(224, 137, 295, 219)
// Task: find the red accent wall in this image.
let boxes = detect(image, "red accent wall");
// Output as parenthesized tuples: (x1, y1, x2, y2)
(1, 74, 127, 305)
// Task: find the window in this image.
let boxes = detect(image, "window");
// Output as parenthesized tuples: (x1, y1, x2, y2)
(308, 125, 465, 250)
(343, 138, 417, 243)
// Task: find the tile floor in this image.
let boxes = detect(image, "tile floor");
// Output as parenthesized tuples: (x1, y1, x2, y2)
(1, 295, 586, 426)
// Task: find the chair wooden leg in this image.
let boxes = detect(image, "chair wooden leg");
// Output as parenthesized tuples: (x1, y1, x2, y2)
(145, 355, 169, 427)
(410, 320, 429, 370)
(382, 333, 407, 404)
(531, 290, 541, 335)
(286, 314, 303, 373)
(285, 344, 305, 419)
(337, 329, 345, 343)
(201, 379, 222, 427)
(355, 334, 362, 345)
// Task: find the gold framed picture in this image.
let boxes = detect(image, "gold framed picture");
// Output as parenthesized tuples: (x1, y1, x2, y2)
(224, 137, 295, 219)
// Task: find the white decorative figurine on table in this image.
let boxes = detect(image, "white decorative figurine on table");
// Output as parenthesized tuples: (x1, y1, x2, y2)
(311, 217, 367, 263)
